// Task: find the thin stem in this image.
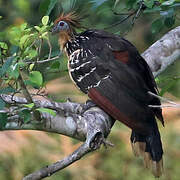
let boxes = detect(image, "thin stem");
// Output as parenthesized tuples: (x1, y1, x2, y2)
(18, 71, 33, 103)
(104, 11, 135, 30)
(36, 55, 60, 64)
(47, 36, 52, 59)
(131, 1, 143, 25)
(36, 38, 43, 62)
(22, 143, 91, 180)
(18, 71, 41, 121)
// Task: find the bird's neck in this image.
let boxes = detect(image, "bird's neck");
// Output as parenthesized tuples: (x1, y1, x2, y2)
(58, 31, 73, 51)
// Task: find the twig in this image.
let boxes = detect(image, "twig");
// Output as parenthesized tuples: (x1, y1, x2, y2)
(26, 54, 61, 64)
(108, 0, 144, 30)
(36, 55, 60, 64)
(47, 36, 52, 59)
(22, 142, 92, 180)
(17, 71, 41, 121)
(112, 10, 135, 16)
(36, 38, 43, 62)
(131, 0, 143, 25)
(18, 71, 34, 103)
(104, 12, 135, 30)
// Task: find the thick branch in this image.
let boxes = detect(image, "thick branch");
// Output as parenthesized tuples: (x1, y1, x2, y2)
(142, 26, 180, 77)
(0, 94, 113, 141)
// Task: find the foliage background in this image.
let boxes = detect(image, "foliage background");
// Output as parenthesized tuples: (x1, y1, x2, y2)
(0, 0, 180, 179)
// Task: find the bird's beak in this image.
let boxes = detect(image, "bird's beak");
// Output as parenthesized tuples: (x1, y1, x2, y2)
(50, 24, 58, 35)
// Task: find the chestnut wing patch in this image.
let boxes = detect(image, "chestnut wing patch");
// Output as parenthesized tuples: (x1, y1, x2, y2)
(113, 51, 129, 64)
(88, 84, 152, 135)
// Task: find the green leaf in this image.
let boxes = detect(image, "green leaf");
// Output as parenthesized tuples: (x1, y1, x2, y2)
(20, 34, 29, 49)
(41, 32, 48, 39)
(46, 0, 58, 15)
(164, 16, 175, 27)
(20, 23, 27, 31)
(151, 18, 164, 34)
(162, 0, 175, 6)
(34, 25, 41, 32)
(36, 108, 56, 116)
(91, 0, 108, 8)
(144, 0, 155, 8)
(10, 45, 19, 55)
(126, 0, 137, 9)
(0, 113, 7, 129)
(26, 49, 38, 59)
(0, 42, 8, 50)
(39, 0, 50, 15)
(170, 2, 180, 7)
(0, 87, 16, 94)
(42, 16, 49, 26)
(50, 61, 60, 69)
(29, 71, 43, 88)
(8, 26, 22, 46)
(23, 103, 35, 109)
(0, 56, 15, 77)
(8, 63, 19, 79)
(160, 8, 174, 17)
(159, 79, 177, 96)
(29, 63, 35, 71)
(144, 6, 161, 13)
(114, 0, 120, 8)
(19, 109, 31, 123)
(0, 98, 5, 110)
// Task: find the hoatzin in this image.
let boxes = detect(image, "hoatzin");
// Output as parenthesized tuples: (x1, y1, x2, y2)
(52, 12, 164, 177)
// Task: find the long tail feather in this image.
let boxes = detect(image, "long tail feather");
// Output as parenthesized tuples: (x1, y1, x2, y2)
(130, 123, 163, 177)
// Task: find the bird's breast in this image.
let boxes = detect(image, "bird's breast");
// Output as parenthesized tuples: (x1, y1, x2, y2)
(67, 48, 102, 94)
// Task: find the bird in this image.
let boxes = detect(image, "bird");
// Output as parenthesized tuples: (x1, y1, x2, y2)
(51, 12, 164, 177)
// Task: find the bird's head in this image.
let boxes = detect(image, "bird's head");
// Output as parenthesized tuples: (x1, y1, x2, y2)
(51, 20, 70, 34)
(52, 12, 82, 34)
(51, 12, 82, 49)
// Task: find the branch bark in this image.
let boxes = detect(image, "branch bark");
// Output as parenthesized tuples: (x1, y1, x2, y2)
(0, 26, 180, 180)
(142, 26, 180, 77)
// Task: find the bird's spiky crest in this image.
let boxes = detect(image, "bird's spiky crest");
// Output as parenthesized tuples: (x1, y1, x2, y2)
(54, 12, 83, 29)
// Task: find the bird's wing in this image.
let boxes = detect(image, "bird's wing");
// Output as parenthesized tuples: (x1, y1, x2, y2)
(79, 30, 163, 133)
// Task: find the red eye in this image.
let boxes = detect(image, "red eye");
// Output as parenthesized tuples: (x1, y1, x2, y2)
(59, 22, 64, 26)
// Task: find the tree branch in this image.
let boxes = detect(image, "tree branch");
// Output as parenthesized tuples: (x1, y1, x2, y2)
(0, 26, 180, 180)
(142, 26, 180, 77)
(0, 94, 113, 141)
(23, 142, 92, 180)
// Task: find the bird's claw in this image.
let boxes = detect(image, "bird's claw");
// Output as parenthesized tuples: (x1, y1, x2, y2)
(81, 100, 97, 114)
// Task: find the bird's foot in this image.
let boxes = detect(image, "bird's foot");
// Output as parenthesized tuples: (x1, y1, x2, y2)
(81, 100, 97, 114)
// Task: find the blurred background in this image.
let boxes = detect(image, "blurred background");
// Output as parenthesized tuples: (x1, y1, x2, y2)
(0, 0, 180, 179)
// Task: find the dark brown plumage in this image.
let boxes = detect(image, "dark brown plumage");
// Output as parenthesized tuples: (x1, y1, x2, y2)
(52, 13, 164, 177)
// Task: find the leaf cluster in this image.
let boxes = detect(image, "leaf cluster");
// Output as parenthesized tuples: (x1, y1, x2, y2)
(0, 14, 57, 127)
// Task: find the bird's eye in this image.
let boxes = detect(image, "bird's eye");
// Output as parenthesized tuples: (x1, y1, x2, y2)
(59, 22, 64, 26)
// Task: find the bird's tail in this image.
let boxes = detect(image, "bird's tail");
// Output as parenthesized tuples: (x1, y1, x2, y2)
(130, 122, 163, 177)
